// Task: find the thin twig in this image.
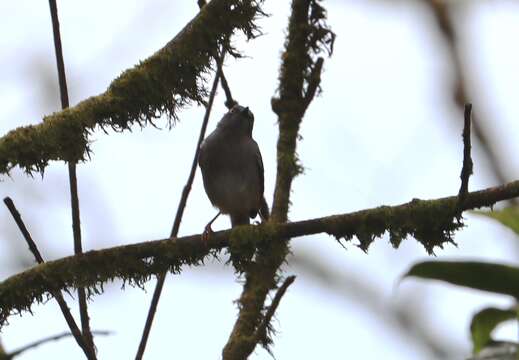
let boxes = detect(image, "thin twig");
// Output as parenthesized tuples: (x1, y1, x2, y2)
(458, 103, 473, 207)
(253, 276, 296, 350)
(68, 163, 94, 350)
(5, 331, 111, 360)
(48, 0, 69, 110)
(134, 5, 236, 358)
(3, 197, 95, 360)
(215, 55, 236, 109)
(427, 0, 509, 187)
(302, 57, 324, 111)
(3, 198, 44, 263)
(134, 55, 224, 360)
(47, 0, 96, 354)
(197, 0, 236, 109)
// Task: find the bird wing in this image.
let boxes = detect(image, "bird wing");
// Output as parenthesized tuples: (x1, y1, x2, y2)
(252, 139, 270, 221)
(251, 139, 264, 196)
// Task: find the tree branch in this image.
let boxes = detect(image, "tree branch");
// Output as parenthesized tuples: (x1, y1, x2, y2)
(457, 103, 473, 207)
(3, 197, 95, 359)
(253, 275, 296, 353)
(426, 0, 509, 187)
(223, 1, 334, 357)
(0, 0, 264, 175)
(4, 331, 111, 360)
(135, 51, 224, 360)
(47, 0, 96, 354)
(1, 179, 516, 337)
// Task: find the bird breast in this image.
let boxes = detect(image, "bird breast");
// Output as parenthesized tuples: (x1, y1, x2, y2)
(199, 134, 261, 215)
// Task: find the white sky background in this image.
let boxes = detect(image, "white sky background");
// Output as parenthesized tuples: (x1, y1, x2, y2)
(1, 0, 519, 359)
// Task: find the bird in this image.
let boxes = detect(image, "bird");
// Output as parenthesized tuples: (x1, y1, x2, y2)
(198, 104, 269, 235)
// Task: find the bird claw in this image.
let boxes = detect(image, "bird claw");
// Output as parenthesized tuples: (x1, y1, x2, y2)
(202, 224, 214, 243)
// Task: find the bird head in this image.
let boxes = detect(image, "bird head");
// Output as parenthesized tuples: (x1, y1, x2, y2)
(217, 104, 255, 137)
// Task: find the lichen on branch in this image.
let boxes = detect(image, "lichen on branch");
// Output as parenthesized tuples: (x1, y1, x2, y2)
(0, 0, 265, 175)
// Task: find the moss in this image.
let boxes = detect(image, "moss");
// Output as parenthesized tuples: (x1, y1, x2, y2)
(0, 234, 216, 329)
(0, 181, 514, 331)
(228, 224, 281, 272)
(325, 198, 463, 254)
(0, 0, 265, 175)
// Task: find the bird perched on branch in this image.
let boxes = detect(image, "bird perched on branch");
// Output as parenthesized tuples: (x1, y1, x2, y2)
(198, 104, 269, 234)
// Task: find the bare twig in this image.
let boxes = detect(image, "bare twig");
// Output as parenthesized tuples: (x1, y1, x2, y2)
(2, 180, 519, 329)
(5, 331, 111, 360)
(458, 104, 473, 207)
(426, 0, 509, 187)
(253, 276, 296, 352)
(134, 54, 224, 360)
(197, 0, 236, 109)
(3, 197, 95, 360)
(135, 3, 239, 356)
(3, 198, 44, 263)
(215, 55, 237, 109)
(47, 0, 95, 354)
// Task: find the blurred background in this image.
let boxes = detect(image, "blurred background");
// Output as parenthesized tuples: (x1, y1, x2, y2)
(1, 0, 519, 358)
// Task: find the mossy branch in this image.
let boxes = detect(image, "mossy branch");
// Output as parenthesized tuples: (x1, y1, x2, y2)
(0, 0, 265, 175)
(223, 0, 335, 358)
(2, 178, 517, 338)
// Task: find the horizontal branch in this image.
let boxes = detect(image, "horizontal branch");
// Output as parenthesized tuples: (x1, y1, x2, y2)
(0, 0, 264, 175)
(1, 180, 519, 329)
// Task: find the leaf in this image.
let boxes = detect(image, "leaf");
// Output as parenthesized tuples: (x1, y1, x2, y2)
(473, 207, 519, 236)
(470, 307, 517, 354)
(403, 261, 519, 298)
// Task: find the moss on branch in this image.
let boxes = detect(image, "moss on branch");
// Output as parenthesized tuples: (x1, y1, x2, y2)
(2, 179, 516, 336)
(0, 0, 265, 175)
(223, 1, 335, 358)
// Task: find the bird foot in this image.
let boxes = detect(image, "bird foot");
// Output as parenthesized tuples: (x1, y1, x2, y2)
(202, 224, 214, 243)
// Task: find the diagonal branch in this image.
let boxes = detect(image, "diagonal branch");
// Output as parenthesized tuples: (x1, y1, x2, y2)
(135, 1, 239, 354)
(135, 51, 224, 360)
(3, 197, 95, 360)
(0, 0, 264, 176)
(1, 180, 519, 331)
(253, 275, 296, 353)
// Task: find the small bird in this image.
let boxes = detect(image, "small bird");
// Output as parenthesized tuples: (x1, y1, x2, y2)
(198, 104, 269, 234)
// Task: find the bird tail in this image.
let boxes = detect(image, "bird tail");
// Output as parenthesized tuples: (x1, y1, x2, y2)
(259, 196, 270, 222)
(231, 214, 250, 227)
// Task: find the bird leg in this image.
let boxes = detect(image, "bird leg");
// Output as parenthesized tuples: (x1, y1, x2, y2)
(202, 211, 221, 242)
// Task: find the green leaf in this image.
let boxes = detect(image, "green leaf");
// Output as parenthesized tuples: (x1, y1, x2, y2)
(403, 261, 519, 298)
(470, 307, 517, 354)
(473, 207, 519, 236)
